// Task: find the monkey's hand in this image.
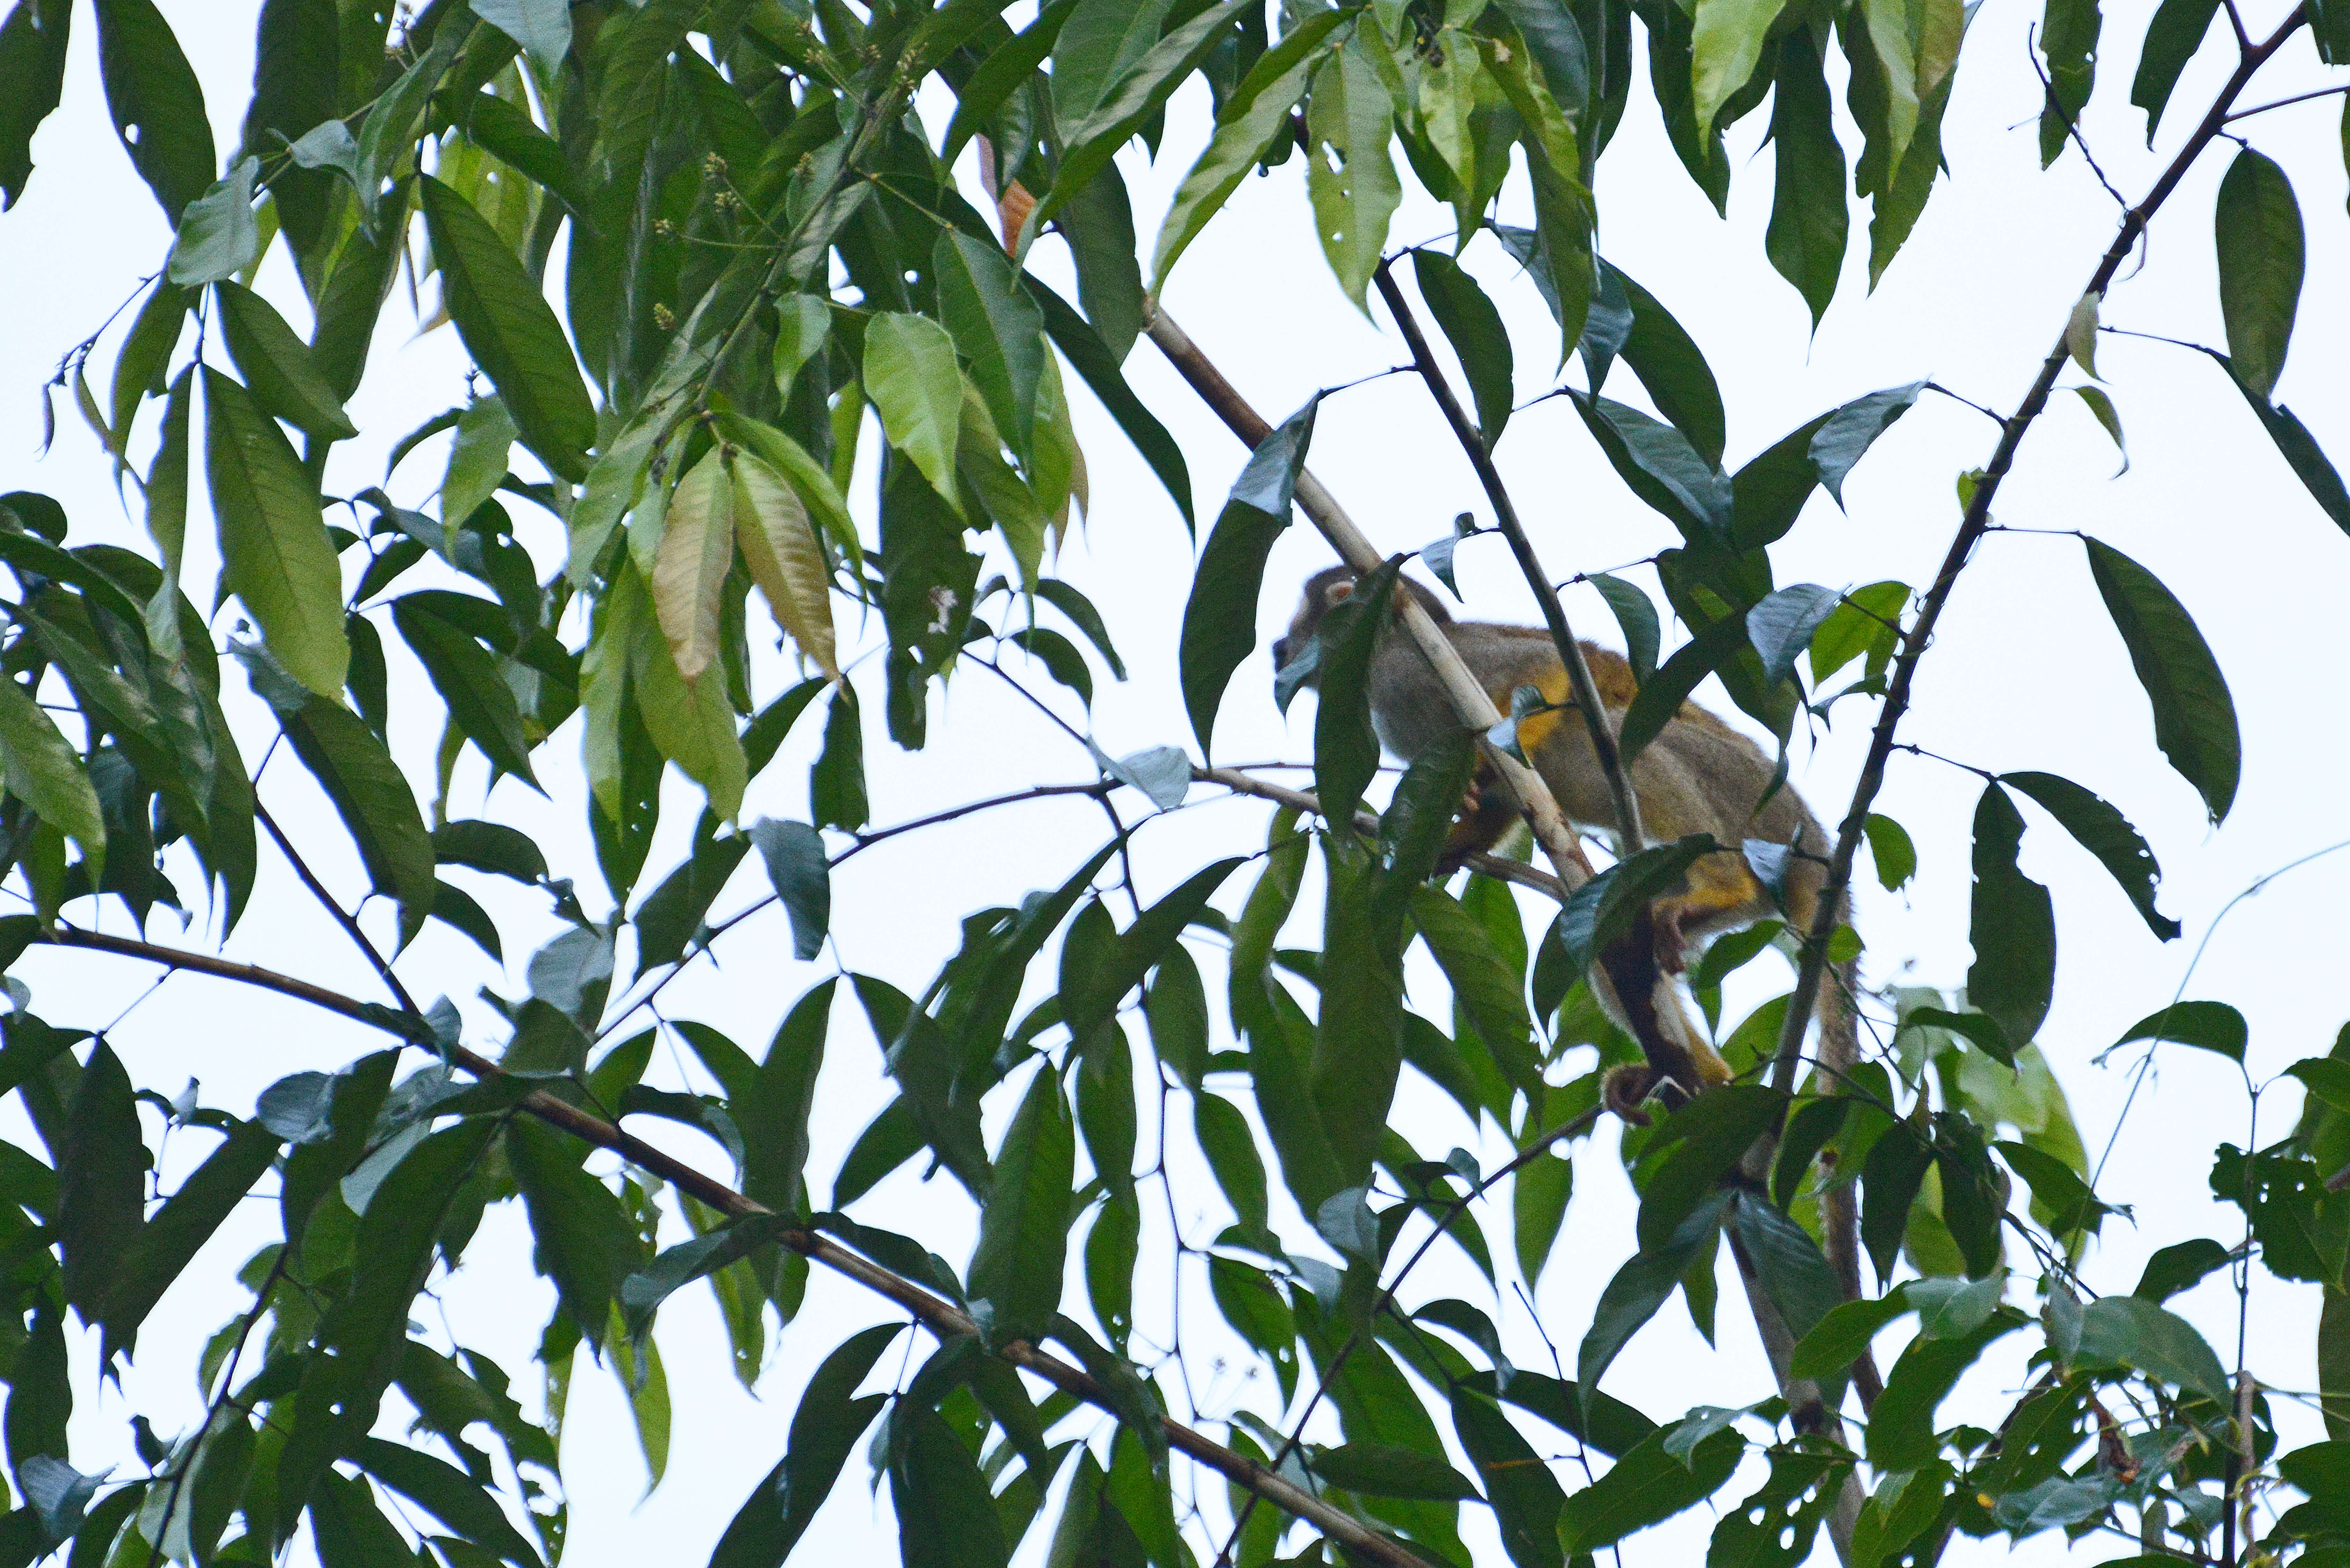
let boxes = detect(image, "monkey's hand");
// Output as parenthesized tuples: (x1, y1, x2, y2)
(1602, 1063, 1657, 1127)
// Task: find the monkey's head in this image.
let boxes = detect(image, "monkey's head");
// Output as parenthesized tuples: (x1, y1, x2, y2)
(1270, 565, 1452, 686)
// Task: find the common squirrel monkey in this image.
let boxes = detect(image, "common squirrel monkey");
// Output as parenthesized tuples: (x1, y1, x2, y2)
(1272, 566, 1861, 1136)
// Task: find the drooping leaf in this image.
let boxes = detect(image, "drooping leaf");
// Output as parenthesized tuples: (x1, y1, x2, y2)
(933, 230, 1045, 460)
(1178, 396, 1316, 758)
(730, 451, 838, 682)
(0, 675, 104, 889)
(1412, 248, 1514, 444)
(417, 175, 594, 483)
(2214, 146, 2305, 402)
(203, 368, 348, 698)
(94, 0, 213, 218)
(213, 281, 354, 441)
(2082, 536, 2240, 822)
(863, 313, 964, 509)
(0, 0, 71, 210)
(1967, 783, 2054, 1055)
(1763, 32, 1847, 329)
(709, 1325, 897, 1568)
(1306, 29, 1403, 309)
(1998, 770, 2177, 939)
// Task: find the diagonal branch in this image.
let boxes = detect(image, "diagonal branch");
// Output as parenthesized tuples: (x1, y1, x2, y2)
(1771, 3, 2311, 1078)
(1145, 310, 1599, 892)
(28, 925, 1429, 1568)
(1369, 260, 1646, 850)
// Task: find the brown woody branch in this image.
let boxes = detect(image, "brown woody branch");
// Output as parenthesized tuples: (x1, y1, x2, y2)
(1145, 310, 1599, 892)
(29, 927, 1428, 1568)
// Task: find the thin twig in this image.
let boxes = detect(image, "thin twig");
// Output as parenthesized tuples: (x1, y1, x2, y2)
(27, 925, 1429, 1568)
(1370, 259, 1645, 850)
(2223, 81, 2350, 119)
(256, 802, 418, 1014)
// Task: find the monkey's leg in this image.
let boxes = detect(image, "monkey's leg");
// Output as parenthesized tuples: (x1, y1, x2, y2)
(1650, 852, 1771, 973)
(1592, 905, 1732, 1107)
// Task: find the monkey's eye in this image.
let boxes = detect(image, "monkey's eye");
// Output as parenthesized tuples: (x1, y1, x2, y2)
(1325, 583, 1353, 605)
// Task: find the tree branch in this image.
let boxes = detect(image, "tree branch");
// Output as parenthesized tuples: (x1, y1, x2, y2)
(1370, 259, 1646, 850)
(1145, 309, 1599, 892)
(1195, 765, 1568, 902)
(256, 801, 418, 1014)
(1771, 4, 2310, 1080)
(28, 925, 1431, 1568)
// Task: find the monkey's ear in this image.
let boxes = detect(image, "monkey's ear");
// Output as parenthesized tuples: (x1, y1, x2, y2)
(1323, 580, 1354, 606)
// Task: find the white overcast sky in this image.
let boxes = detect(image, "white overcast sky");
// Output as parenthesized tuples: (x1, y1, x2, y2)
(2, 1, 2349, 1564)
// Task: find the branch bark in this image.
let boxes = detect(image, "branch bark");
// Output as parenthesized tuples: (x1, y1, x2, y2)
(1146, 309, 1599, 890)
(1770, 4, 2310, 1074)
(1195, 765, 1567, 901)
(1369, 260, 1646, 849)
(32, 926, 1430, 1568)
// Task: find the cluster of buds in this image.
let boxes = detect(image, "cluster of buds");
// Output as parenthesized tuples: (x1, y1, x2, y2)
(703, 153, 729, 180)
(652, 303, 676, 331)
(712, 189, 742, 214)
(651, 217, 676, 238)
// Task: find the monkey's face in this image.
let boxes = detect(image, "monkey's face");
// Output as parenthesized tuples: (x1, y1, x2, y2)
(1268, 567, 1358, 688)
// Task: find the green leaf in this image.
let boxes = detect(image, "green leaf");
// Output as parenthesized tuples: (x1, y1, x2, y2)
(2073, 386, 2128, 473)
(435, 818, 547, 883)
(1150, 13, 1342, 292)
(1588, 573, 1660, 682)
(2197, 347, 2350, 536)
(1178, 396, 1315, 757)
(1307, 30, 1402, 309)
(1691, 0, 1789, 138)
(443, 396, 516, 538)
(57, 1043, 143, 1323)
(470, 0, 568, 72)
(709, 1325, 895, 1568)
(1061, 163, 1146, 364)
(430, 880, 501, 961)
(417, 175, 594, 483)
(94, 0, 213, 218)
(1311, 559, 1399, 834)
(1763, 32, 1847, 329)
(749, 819, 829, 962)
(2112, 999, 2246, 1062)
(863, 313, 965, 509)
(239, 647, 436, 945)
(1866, 1309, 2022, 1468)
(0, 0, 71, 209)
(1452, 1391, 1563, 1568)
(970, 1066, 1076, 1346)
(213, 281, 355, 441)
(1609, 264, 1726, 468)
(1194, 1093, 1271, 1242)
(1558, 1423, 1742, 1554)
(2082, 536, 2241, 822)
(940, 0, 1077, 165)
(730, 451, 839, 682)
(165, 156, 260, 285)
(392, 596, 539, 788)
(2074, 1293, 2229, 1400)
(1579, 1191, 1731, 1401)
(1568, 393, 1730, 541)
(1310, 1441, 1478, 1501)
(354, 1437, 543, 1568)
(0, 675, 104, 888)
(1412, 886, 1539, 1091)
(1618, 616, 1748, 766)
(1864, 812, 1917, 890)
(1861, 1123, 1933, 1282)
(507, 1119, 638, 1349)
(1789, 1288, 1913, 1381)
(203, 368, 348, 698)
(1039, 0, 1256, 230)
(1413, 248, 1514, 443)
(2214, 146, 2305, 401)
(102, 1119, 278, 1360)
(2036, 0, 2099, 165)
(1967, 783, 2054, 1054)
(2131, 0, 2219, 141)
(1636, 1088, 1788, 1252)
(933, 230, 1045, 460)
(890, 1406, 1011, 1568)
(1998, 770, 2178, 939)
(2134, 1236, 2229, 1303)
(1811, 381, 1924, 504)
(1745, 583, 1840, 690)
(1026, 276, 1193, 527)
(1085, 1184, 1141, 1349)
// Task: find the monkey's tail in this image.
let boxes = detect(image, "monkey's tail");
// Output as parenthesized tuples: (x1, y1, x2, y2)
(1814, 955, 1883, 1413)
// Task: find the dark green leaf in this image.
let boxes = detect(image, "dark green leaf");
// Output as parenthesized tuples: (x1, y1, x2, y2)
(2074, 1294, 2229, 1399)
(1618, 617, 1748, 766)
(2037, 0, 2100, 164)
(2131, 0, 2219, 141)
(214, 281, 355, 441)
(1967, 783, 2054, 1053)
(354, 1437, 542, 1567)
(1636, 1088, 1787, 1251)
(934, 230, 1045, 459)
(1312, 560, 1399, 835)
(507, 1119, 638, 1348)
(749, 819, 830, 962)
(2112, 999, 2246, 1062)
(2134, 1237, 2229, 1302)
(1556, 1423, 1741, 1555)
(1866, 1309, 2023, 1468)
(968, 1067, 1074, 1346)
(1862, 1123, 1933, 1283)
(1587, 573, 1660, 682)
(165, 156, 259, 284)
(205, 369, 348, 698)
(890, 1409, 1011, 1568)
(1745, 583, 1839, 690)
(417, 176, 593, 483)
(2198, 347, 2350, 536)
(1025, 277, 1192, 528)
(1763, 33, 1847, 329)
(1413, 249, 1514, 443)
(434, 819, 546, 884)
(1569, 393, 1729, 541)
(1811, 382, 1923, 505)
(1310, 1441, 1477, 1501)
(1998, 770, 2178, 939)
(737, 979, 833, 1219)
(1789, 1289, 1912, 1381)
(2083, 536, 2240, 822)
(708, 1324, 897, 1568)
(2215, 147, 2304, 401)
(57, 1044, 143, 1323)
(0, 0, 70, 209)
(1608, 264, 1725, 468)
(1178, 396, 1315, 758)
(1579, 1191, 1730, 1402)
(94, 0, 212, 217)
(102, 1120, 278, 1359)
(1194, 1094, 1271, 1243)
(392, 596, 539, 787)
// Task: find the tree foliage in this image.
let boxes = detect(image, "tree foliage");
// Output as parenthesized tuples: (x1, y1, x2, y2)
(0, 0, 2344, 1564)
